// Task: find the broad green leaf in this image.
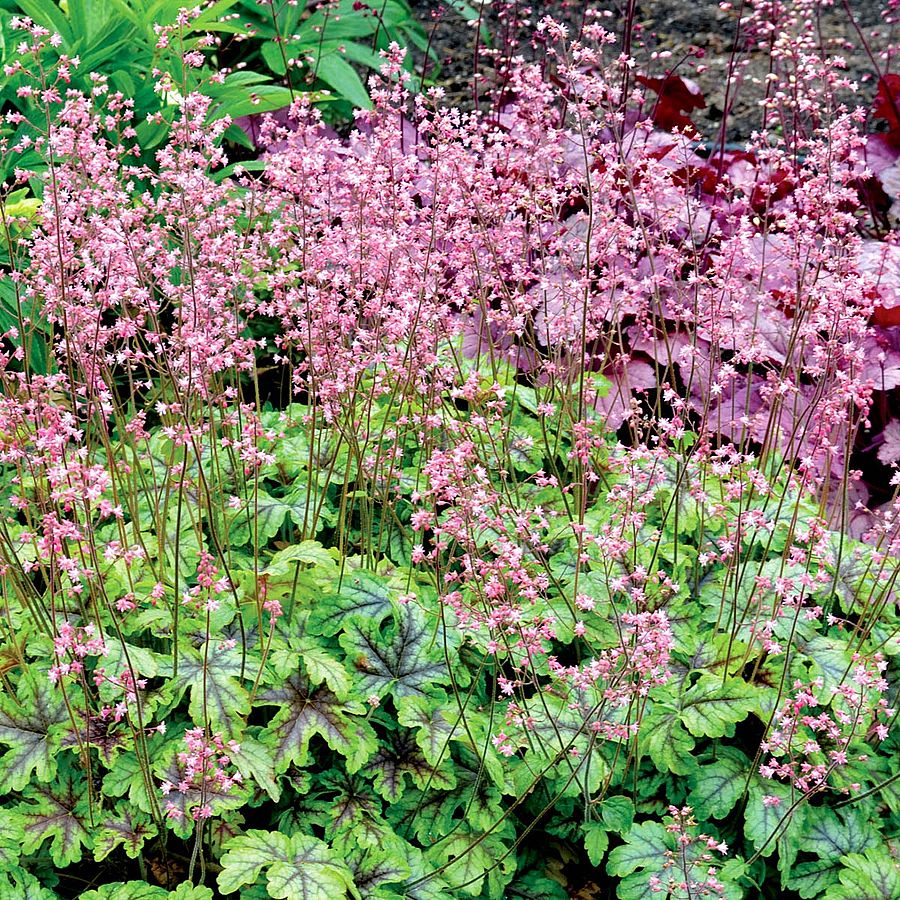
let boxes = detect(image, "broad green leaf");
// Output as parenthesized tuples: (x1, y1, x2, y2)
(616, 873, 663, 900)
(170, 644, 249, 737)
(80, 884, 211, 900)
(802, 807, 878, 860)
(60, 709, 128, 767)
(76, 884, 166, 900)
(230, 731, 280, 802)
(302, 644, 352, 699)
(642, 703, 696, 775)
(679, 675, 756, 738)
(93, 803, 158, 860)
(363, 728, 455, 803)
(516, 689, 611, 796)
(346, 840, 412, 898)
(600, 796, 635, 833)
(339, 605, 452, 700)
(309, 570, 397, 636)
(17, 772, 92, 868)
(314, 52, 372, 110)
(0, 671, 67, 791)
(386, 745, 503, 842)
(390, 841, 457, 900)
(101, 747, 154, 809)
(396, 694, 458, 766)
(251, 491, 294, 542)
(258, 672, 374, 772)
(266, 541, 337, 577)
(169, 887, 215, 900)
(583, 822, 609, 866)
(426, 827, 515, 897)
(744, 781, 807, 873)
(687, 749, 750, 820)
(606, 821, 670, 878)
(0, 867, 59, 899)
(0, 815, 23, 867)
(319, 769, 383, 845)
(803, 635, 854, 695)
(824, 848, 900, 900)
(218, 829, 356, 899)
(101, 638, 161, 681)
(788, 859, 845, 899)
(504, 860, 569, 900)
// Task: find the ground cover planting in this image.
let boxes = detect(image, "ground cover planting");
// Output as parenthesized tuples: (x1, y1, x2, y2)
(0, 1, 899, 897)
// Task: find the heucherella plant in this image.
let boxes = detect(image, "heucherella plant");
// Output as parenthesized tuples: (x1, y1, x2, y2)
(0, 3, 899, 899)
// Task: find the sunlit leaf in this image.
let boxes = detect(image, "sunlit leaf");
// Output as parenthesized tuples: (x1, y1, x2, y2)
(218, 829, 356, 898)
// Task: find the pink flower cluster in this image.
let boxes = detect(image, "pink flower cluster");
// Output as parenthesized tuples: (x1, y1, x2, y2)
(760, 655, 893, 795)
(160, 727, 242, 821)
(48, 621, 108, 685)
(649, 806, 731, 898)
(92, 666, 148, 723)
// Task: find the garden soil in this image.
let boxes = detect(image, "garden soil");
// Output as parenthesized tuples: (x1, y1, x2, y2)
(411, 0, 890, 142)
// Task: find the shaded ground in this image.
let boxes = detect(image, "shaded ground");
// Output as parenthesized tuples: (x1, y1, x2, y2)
(411, 0, 892, 141)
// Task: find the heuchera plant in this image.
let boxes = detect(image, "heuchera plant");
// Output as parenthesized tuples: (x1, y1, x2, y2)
(0, 2, 899, 899)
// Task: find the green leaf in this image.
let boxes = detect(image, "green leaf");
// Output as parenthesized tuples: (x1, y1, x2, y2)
(803, 635, 855, 695)
(0, 671, 67, 791)
(363, 728, 455, 803)
(0, 867, 59, 899)
(171, 643, 249, 737)
(218, 829, 285, 893)
(824, 848, 900, 900)
(258, 672, 375, 772)
(101, 748, 153, 808)
(642, 703, 696, 775)
(230, 731, 281, 802)
(505, 858, 568, 900)
(206, 75, 295, 120)
(266, 541, 337, 577)
(600, 796, 635, 833)
(78, 883, 168, 900)
(169, 887, 215, 900)
(339, 605, 452, 700)
(396, 694, 458, 766)
(679, 675, 757, 738)
(309, 570, 396, 636)
(803, 807, 878, 860)
(17, 771, 92, 868)
(426, 827, 515, 897)
(302, 644, 352, 699)
(744, 781, 807, 874)
(314, 52, 372, 109)
(319, 769, 383, 845)
(80, 883, 213, 900)
(345, 836, 412, 897)
(606, 821, 670, 877)
(251, 491, 294, 542)
(788, 859, 845, 899)
(93, 802, 158, 860)
(101, 638, 161, 681)
(687, 749, 750, 820)
(389, 841, 457, 900)
(218, 829, 356, 899)
(583, 822, 609, 866)
(0, 815, 24, 868)
(386, 744, 502, 842)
